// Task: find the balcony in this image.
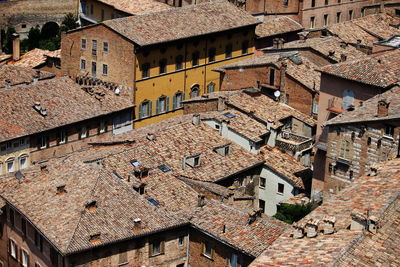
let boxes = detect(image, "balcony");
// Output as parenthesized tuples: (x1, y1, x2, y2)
(276, 132, 313, 153)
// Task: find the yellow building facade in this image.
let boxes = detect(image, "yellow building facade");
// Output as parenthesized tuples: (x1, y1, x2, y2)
(63, 1, 259, 128)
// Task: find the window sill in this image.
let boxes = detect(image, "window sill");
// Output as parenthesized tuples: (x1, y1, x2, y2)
(118, 262, 129, 266)
(277, 192, 284, 195)
(201, 254, 214, 261)
(259, 186, 265, 189)
(382, 135, 394, 140)
(149, 252, 164, 258)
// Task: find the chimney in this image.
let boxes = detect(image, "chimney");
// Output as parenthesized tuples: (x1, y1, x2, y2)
(12, 33, 20, 61)
(279, 61, 287, 103)
(340, 54, 347, 62)
(146, 133, 155, 141)
(133, 218, 142, 228)
(356, 39, 361, 49)
(197, 194, 205, 207)
(377, 100, 389, 117)
(322, 216, 335, 235)
(305, 219, 319, 238)
(350, 212, 378, 233)
(56, 184, 67, 195)
(217, 96, 226, 111)
(292, 224, 304, 239)
(5, 80, 11, 89)
(328, 50, 335, 57)
(192, 114, 200, 126)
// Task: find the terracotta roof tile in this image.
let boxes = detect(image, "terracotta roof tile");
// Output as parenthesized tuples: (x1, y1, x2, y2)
(256, 16, 303, 38)
(8, 48, 58, 68)
(102, 0, 260, 46)
(0, 65, 54, 88)
(98, 0, 171, 15)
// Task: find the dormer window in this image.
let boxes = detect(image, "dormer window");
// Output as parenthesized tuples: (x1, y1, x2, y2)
(214, 144, 230, 156)
(85, 201, 97, 211)
(185, 155, 201, 168)
(56, 184, 67, 195)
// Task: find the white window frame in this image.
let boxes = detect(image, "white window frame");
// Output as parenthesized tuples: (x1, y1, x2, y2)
(39, 135, 47, 149)
(102, 64, 108, 76)
(19, 155, 28, 169)
(81, 39, 86, 50)
(59, 130, 66, 145)
(22, 249, 29, 267)
(99, 121, 106, 133)
(10, 239, 16, 259)
(6, 158, 14, 173)
(80, 126, 88, 139)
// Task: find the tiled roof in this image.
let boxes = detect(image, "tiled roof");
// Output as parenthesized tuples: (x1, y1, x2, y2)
(319, 49, 400, 88)
(250, 158, 400, 266)
(282, 36, 367, 62)
(260, 146, 308, 189)
(102, 0, 260, 46)
(190, 199, 288, 256)
(215, 52, 321, 91)
(8, 48, 58, 68)
(0, 77, 134, 143)
(97, 0, 172, 15)
(327, 13, 400, 47)
(0, 54, 11, 63)
(326, 85, 400, 125)
(226, 90, 316, 127)
(256, 16, 303, 38)
(202, 109, 269, 143)
(0, 65, 54, 88)
(0, 160, 186, 254)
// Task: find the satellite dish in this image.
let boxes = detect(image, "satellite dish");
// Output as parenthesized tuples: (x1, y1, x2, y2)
(274, 90, 281, 98)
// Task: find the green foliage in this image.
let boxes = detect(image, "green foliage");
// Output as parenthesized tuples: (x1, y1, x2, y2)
(60, 13, 79, 33)
(3, 26, 16, 54)
(273, 203, 313, 224)
(27, 26, 41, 50)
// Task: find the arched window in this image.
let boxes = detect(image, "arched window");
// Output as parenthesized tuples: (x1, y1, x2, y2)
(190, 85, 199, 98)
(207, 82, 215, 93)
(6, 158, 15, 173)
(138, 100, 152, 119)
(342, 89, 355, 110)
(19, 154, 29, 170)
(173, 92, 185, 109)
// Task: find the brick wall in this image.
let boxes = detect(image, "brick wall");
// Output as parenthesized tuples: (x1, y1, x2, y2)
(183, 99, 219, 114)
(220, 66, 273, 91)
(285, 75, 315, 116)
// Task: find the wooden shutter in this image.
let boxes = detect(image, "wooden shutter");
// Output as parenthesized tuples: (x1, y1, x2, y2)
(173, 95, 177, 110)
(166, 97, 170, 112)
(138, 103, 143, 119)
(156, 99, 160, 115)
(148, 101, 152, 116)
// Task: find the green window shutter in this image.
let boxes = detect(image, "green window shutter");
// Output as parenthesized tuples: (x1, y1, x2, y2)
(173, 94, 177, 110)
(182, 92, 186, 101)
(148, 101, 152, 116)
(156, 99, 160, 115)
(138, 103, 143, 119)
(166, 96, 170, 112)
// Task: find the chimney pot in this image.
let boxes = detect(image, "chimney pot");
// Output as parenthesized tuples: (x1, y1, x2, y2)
(12, 33, 20, 61)
(292, 224, 304, 239)
(305, 219, 319, 238)
(197, 194, 206, 207)
(377, 100, 389, 117)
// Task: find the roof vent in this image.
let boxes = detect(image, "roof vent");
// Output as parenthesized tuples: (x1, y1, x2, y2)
(15, 171, 24, 183)
(328, 50, 335, 57)
(5, 80, 11, 89)
(89, 233, 101, 244)
(114, 87, 120, 95)
(340, 54, 347, 62)
(147, 133, 155, 141)
(33, 102, 47, 117)
(292, 223, 304, 239)
(197, 194, 206, 207)
(85, 200, 97, 211)
(56, 184, 67, 195)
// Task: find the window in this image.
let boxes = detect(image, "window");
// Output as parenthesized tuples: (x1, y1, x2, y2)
(283, 0, 288, 6)
(349, 10, 354, 20)
(230, 253, 242, 267)
(91, 61, 97, 77)
(9, 239, 16, 259)
(336, 12, 341, 23)
(175, 55, 183, 70)
(385, 125, 394, 137)
(150, 240, 164, 256)
(339, 140, 351, 159)
(80, 59, 86, 71)
(21, 217, 27, 236)
(207, 82, 215, 93)
(103, 42, 109, 52)
(118, 250, 128, 265)
(310, 16, 315, 28)
(80, 126, 88, 139)
(208, 48, 216, 62)
(312, 103, 319, 114)
(19, 155, 28, 169)
(21, 24, 27, 29)
(259, 177, 266, 188)
(34, 230, 43, 252)
(142, 63, 150, 78)
(9, 208, 15, 227)
(324, 0, 328, 5)
(92, 40, 97, 56)
(173, 92, 184, 109)
(185, 155, 200, 168)
(342, 89, 355, 110)
(159, 59, 167, 74)
(203, 242, 212, 259)
(278, 183, 284, 194)
(90, 4, 94, 14)
(178, 236, 184, 246)
(190, 85, 199, 98)
(58, 130, 66, 144)
(192, 52, 199, 66)
(367, 137, 372, 146)
(349, 170, 353, 179)
(225, 44, 232, 58)
(323, 14, 329, 26)
(102, 64, 108, 76)
(138, 100, 152, 119)
(311, 0, 315, 7)
(101, 9, 104, 21)
(21, 249, 29, 267)
(214, 144, 230, 156)
(81, 39, 87, 50)
(99, 121, 106, 133)
(6, 159, 14, 173)
(241, 41, 249, 54)
(259, 199, 265, 213)
(337, 0, 341, 3)
(156, 96, 169, 114)
(269, 68, 275, 85)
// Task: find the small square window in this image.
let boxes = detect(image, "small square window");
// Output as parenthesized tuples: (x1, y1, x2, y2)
(80, 126, 88, 139)
(99, 121, 106, 133)
(142, 63, 150, 78)
(102, 64, 108, 76)
(80, 59, 86, 71)
(259, 177, 266, 188)
(203, 242, 212, 259)
(150, 240, 164, 256)
(278, 183, 284, 194)
(21, 24, 27, 29)
(81, 39, 87, 50)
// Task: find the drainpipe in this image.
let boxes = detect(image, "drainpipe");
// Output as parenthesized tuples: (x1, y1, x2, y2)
(279, 61, 287, 104)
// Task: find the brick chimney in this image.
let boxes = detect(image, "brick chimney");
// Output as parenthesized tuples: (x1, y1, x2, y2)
(12, 33, 20, 61)
(292, 224, 304, 239)
(340, 54, 347, 62)
(322, 216, 336, 235)
(377, 100, 389, 117)
(305, 219, 319, 238)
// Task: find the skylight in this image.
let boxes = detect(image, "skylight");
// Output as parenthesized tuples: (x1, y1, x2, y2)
(148, 198, 159, 206)
(131, 160, 140, 167)
(224, 112, 235, 118)
(158, 165, 171, 172)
